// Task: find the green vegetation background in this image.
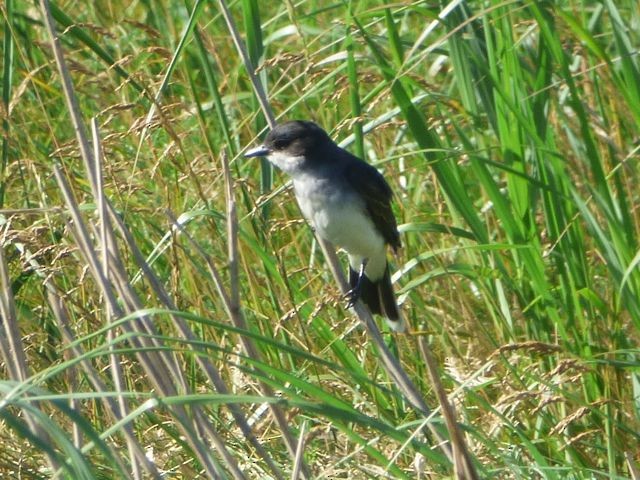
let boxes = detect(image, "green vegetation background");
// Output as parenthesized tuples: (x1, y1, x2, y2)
(1, 0, 639, 478)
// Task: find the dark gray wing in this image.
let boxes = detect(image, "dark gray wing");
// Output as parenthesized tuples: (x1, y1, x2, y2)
(343, 154, 401, 251)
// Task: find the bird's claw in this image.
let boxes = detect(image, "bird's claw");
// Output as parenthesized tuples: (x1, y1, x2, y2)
(344, 287, 360, 309)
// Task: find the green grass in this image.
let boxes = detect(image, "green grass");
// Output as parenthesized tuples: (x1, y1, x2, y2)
(1, 0, 639, 478)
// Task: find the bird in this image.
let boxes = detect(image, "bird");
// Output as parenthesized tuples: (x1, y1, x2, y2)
(245, 120, 405, 332)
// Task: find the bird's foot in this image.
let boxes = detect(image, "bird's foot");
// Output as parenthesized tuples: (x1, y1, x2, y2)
(344, 286, 361, 309)
(346, 260, 368, 308)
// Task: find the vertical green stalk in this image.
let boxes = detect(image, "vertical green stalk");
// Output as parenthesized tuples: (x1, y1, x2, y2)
(242, 0, 272, 202)
(346, 2, 364, 159)
(604, 389, 617, 478)
(192, 29, 234, 153)
(1, 0, 14, 207)
(383, 8, 403, 69)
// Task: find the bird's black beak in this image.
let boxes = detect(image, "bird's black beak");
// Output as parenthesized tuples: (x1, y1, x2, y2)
(244, 145, 271, 158)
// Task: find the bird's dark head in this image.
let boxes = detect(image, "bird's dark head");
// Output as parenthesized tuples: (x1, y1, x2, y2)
(245, 120, 333, 173)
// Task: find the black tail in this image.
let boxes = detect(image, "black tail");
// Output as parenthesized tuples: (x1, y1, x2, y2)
(349, 264, 404, 332)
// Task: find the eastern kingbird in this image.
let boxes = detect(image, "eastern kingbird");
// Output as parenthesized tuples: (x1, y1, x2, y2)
(245, 120, 405, 332)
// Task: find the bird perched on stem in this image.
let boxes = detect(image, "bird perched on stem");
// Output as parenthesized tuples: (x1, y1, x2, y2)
(245, 120, 405, 332)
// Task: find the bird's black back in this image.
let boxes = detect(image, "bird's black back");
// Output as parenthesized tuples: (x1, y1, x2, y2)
(340, 149, 401, 251)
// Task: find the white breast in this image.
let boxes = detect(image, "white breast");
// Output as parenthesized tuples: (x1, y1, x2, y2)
(293, 173, 386, 277)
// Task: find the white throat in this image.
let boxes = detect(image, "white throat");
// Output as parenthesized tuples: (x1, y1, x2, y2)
(267, 151, 306, 175)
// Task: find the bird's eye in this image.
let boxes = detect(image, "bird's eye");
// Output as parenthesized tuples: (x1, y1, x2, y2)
(273, 138, 288, 150)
